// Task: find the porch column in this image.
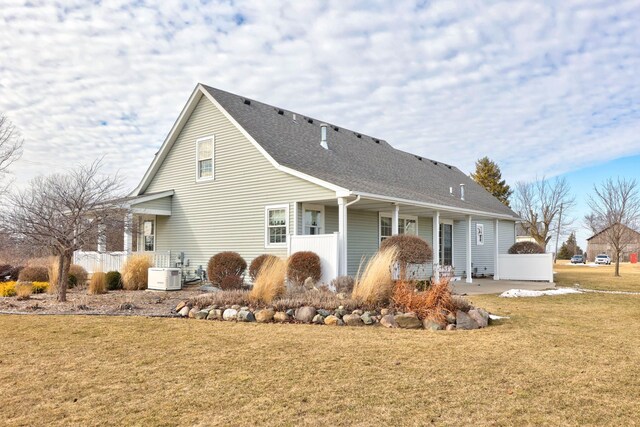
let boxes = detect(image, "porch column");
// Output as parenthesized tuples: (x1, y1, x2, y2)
(123, 211, 133, 254)
(392, 203, 400, 235)
(97, 219, 106, 253)
(466, 215, 473, 283)
(494, 219, 500, 280)
(338, 197, 347, 276)
(432, 211, 440, 282)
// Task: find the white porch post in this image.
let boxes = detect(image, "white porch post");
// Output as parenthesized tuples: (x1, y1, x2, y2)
(432, 211, 440, 281)
(338, 197, 347, 276)
(466, 215, 473, 283)
(392, 203, 400, 235)
(97, 220, 106, 253)
(123, 211, 133, 254)
(494, 219, 500, 280)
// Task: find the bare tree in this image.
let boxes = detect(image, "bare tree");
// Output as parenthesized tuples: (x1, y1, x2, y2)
(512, 177, 575, 250)
(585, 177, 640, 277)
(0, 113, 24, 192)
(1, 160, 125, 301)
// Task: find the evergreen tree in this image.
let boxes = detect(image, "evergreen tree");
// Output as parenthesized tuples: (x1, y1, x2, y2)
(557, 243, 571, 259)
(470, 157, 512, 207)
(565, 232, 582, 255)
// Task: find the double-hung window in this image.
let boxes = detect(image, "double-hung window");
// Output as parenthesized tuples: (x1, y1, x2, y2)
(196, 136, 214, 181)
(379, 214, 418, 243)
(302, 204, 324, 235)
(439, 222, 453, 266)
(142, 219, 155, 252)
(265, 205, 289, 247)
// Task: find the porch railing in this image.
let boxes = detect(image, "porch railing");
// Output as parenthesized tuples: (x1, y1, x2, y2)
(73, 251, 172, 273)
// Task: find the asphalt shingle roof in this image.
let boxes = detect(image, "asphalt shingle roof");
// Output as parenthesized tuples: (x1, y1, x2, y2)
(203, 84, 518, 218)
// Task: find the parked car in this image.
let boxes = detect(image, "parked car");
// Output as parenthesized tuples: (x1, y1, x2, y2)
(595, 254, 612, 265)
(570, 254, 586, 264)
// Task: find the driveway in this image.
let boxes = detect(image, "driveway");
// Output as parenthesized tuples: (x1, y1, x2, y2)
(451, 278, 556, 295)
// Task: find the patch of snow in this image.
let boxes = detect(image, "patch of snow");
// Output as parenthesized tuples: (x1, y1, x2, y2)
(499, 288, 583, 298)
(489, 314, 510, 320)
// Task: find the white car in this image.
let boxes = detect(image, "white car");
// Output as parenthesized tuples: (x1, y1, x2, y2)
(595, 254, 612, 265)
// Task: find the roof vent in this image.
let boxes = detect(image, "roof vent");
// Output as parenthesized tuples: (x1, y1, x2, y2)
(460, 183, 465, 201)
(243, 98, 251, 105)
(373, 138, 380, 144)
(277, 109, 284, 115)
(415, 155, 422, 161)
(320, 123, 328, 150)
(333, 126, 339, 132)
(307, 118, 314, 124)
(432, 161, 438, 165)
(355, 133, 362, 138)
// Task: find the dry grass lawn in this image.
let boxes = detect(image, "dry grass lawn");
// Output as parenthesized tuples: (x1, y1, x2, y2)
(554, 261, 640, 292)
(2, 290, 640, 426)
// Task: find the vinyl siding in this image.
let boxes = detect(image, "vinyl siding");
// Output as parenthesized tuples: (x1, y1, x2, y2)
(453, 220, 467, 276)
(346, 209, 379, 276)
(143, 94, 336, 273)
(498, 220, 516, 253)
(131, 196, 172, 213)
(418, 216, 433, 278)
(471, 219, 495, 276)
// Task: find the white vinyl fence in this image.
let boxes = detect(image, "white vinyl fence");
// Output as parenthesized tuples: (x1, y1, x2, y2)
(498, 253, 554, 282)
(73, 251, 172, 273)
(288, 233, 339, 285)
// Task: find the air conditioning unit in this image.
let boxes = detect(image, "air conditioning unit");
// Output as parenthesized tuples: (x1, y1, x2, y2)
(148, 268, 182, 291)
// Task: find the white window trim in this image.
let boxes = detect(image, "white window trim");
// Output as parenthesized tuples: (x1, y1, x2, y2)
(139, 215, 157, 252)
(265, 204, 289, 248)
(378, 212, 419, 245)
(301, 203, 325, 235)
(195, 135, 215, 182)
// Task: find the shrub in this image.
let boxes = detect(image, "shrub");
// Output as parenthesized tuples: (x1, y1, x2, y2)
(287, 251, 322, 287)
(18, 266, 48, 282)
(190, 289, 253, 309)
(207, 252, 247, 289)
(249, 254, 279, 281)
(352, 247, 398, 305)
(391, 277, 456, 322)
(508, 241, 545, 254)
(330, 275, 355, 294)
(220, 275, 244, 290)
(15, 282, 33, 300)
(380, 234, 432, 280)
(88, 272, 107, 295)
(68, 264, 88, 288)
(0, 264, 23, 281)
(122, 254, 153, 290)
(32, 282, 49, 294)
(105, 271, 123, 290)
(250, 257, 286, 303)
(0, 282, 16, 297)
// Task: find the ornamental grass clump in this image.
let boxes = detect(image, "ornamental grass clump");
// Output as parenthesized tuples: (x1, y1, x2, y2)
(122, 254, 153, 290)
(250, 257, 286, 303)
(15, 282, 33, 300)
(352, 247, 398, 305)
(391, 277, 457, 322)
(249, 254, 279, 281)
(88, 272, 107, 295)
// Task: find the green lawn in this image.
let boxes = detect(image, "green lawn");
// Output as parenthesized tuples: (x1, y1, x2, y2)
(2, 285, 640, 426)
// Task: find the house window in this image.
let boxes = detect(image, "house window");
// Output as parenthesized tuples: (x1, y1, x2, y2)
(379, 214, 418, 243)
(196, 136, 214, 181)
(303, 204, 324, 235)
(439, 222, 453, 266)
(476, 223, 484, 245)
(265, 205, 289, 247)
(143, 219, 155, 252)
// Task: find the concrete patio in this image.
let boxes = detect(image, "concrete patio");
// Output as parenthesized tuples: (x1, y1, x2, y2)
(450, 278, 556, 295)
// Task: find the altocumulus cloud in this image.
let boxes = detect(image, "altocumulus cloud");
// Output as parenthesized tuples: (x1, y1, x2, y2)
(1, 0, 639, 190)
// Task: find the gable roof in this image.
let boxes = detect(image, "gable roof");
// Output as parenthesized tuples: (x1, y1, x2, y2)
(135, 84, 519, 219)
(587, 223, 640, 241)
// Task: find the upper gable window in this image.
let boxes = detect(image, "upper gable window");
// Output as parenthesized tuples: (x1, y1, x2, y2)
(196, 136, 214, 181)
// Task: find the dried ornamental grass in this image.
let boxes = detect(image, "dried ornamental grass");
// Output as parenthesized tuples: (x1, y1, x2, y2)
(392, 277, 458, 322)
(249, 254, 279, 281)
(47, 257, 59, 294)
(15, 282, 33, 300)
(88, 272, 107, 295)
(250, 257, 286, 303)
(352, 247, 398, 305)
(122, 254, 153, 290)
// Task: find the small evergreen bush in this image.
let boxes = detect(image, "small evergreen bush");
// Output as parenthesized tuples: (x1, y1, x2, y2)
(105, 271, 123, 290)
(207, 252, 247, 289)
(287, 251, 322, 287)
(508, 241, 545, 254)
(68, 264, 89, 288)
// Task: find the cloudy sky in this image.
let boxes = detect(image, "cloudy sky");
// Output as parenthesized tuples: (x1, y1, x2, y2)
(2, 0, 639, 244)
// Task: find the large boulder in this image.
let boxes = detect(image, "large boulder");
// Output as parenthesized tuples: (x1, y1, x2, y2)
(423, 319, 445, 331)
(395, 313, 422, 329)
(295, 306, 317, 323)
(312, 314, 325, 324)
(223, 308, 238, 321)
(175, 301, 187, 312)
(207, 309, 223, 320)
(274, 311, 290, 322)
(343, 314, 364, 326)
(468, 308, 489, 328)
(188, 307, 198, 318)
(324, 315, 340, 326)
(456, 310, 480, 330)
(237, 310, 255, 322)
(178, 306, 190, 317)
(360, 312, 374, 325)
(380, 314, 398, 328)
(194, 310, 209, 320)
(255, 308, 275, 323)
